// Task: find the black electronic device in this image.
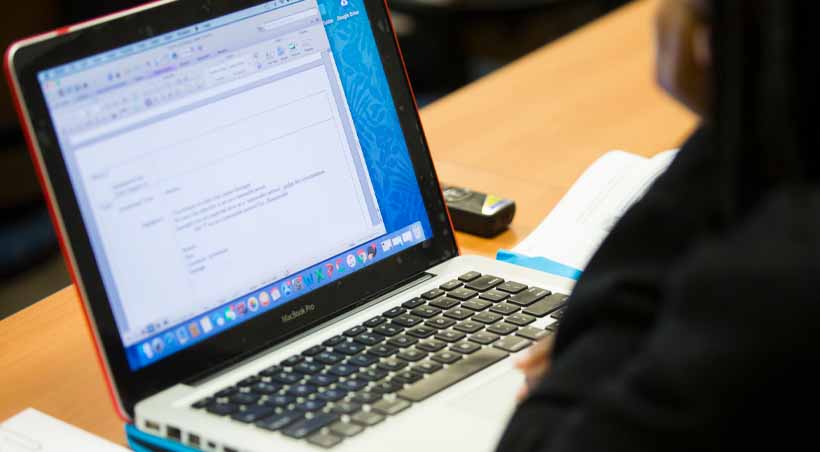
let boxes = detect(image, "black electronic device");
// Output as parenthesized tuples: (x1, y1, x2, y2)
(442, 184, 516, 238)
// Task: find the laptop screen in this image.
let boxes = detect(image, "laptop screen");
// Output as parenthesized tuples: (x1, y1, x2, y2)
(36, 0, 432, 371)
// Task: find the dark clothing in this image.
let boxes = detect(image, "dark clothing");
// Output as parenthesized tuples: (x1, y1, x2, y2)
(496, 127, 820, 451)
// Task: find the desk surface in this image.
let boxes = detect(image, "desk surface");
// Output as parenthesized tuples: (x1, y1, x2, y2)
(0, 0, 695, 444)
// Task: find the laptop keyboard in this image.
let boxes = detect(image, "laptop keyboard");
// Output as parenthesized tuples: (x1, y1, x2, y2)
(190, 271, 568, 449)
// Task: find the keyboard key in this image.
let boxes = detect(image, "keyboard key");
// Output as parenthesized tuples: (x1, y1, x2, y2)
(206, 402, 237, 416)
(411, 306, 441, 318)
(421, 288, 445, 300)
(393, 371, 423, 385)
(435, 330, 466, 343)
(509, 287, 551, 307)
(372, 398, 412, 416)
(192, 397, 213, 409)
(371, 380, 404, 394)
(230, 405, 275, 423)
(282, 355, 304, 367)
(283, 413, 340, 439)
(444, 308, 473, 321)
(469, 331, 500, 345)
(397, 348, 427, 362)
(353, 332, 384, 346)
(546, 322, 560, 332)
(425, 317, 456, 329)
(358, 368, 388, 382)
(331, 401, 362, 415)
(417, 339, 447, 353)
(363, 316, 386, 328)
(461, 300, 492, 312)
(214, 386, 237, 398)
(551, 307, 567, 320)
(286, 384, 317, 397)
(523, 293, 570, 317)
(338, 379, 368, 392)
(490, 303, 520, 315)
(439, 280, 463, 291)
(294, 399, 327, 412)
(496, 281, 528, 294)
(308, 373, 338, 387)
(259, 365, 283, 378)
(458, 271, 482, 282)
(262, 394, 295, 407)
(431, 351, 462, 364)
(472, 312, 503, 324)
(506, 313, 536, 327)
(407, 325, 437, 338)
(255, 411, 303, 431)
(402, 297, 426, 309)
(250, 382, 281, 395)
(308, 432, 342, 449)
(344, 325, 367, 337)
(377, 357, 408, 371)
(270, 371, 303, 385)
(517, 326, 551, 341)
(328, 364, 358, 377)
(392, 314, 423, 328)
(430, 297, 460, 310)
(487, 322, 518, 336)
(315, 352, 345, 365)
(479, 290, 510, 302)
(382, 306, 406, 318)
(388, 335, 418, 348)
(451, 341, 481, 355)
(465, 275, 504, 292)
(373, 324, 404, 337)
(367, 344, 398, 357)
(238, 375, 261, 387)
(447, 287, 479, 301)
(330, 421, 364, 438)
(293, 361, 325, 375)
(494, 336, 532, 353)
(348, 354, 379, 368)
(398, 348, 509, 402)
(229, 392, 260, 405)
(301, 346, 325, 357)
(351, 391, 382, 404)
(351, 410, 385, 426)
(323, 336, 346, 347)
(334, 341, 366, 356)
(317, 388, 348, 402)
(413, 361, 443, 374)
(454, 320, 484, 334)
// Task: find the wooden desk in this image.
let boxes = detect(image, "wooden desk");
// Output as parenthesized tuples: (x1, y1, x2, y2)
(0, 0, 695, 444)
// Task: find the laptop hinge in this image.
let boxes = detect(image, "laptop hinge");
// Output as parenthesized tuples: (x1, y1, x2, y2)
(185, 271, 436, 386)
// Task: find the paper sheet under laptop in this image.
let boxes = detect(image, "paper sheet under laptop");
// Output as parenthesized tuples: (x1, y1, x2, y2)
(513, 149, 679, 271)
(0, 408, 129, 452)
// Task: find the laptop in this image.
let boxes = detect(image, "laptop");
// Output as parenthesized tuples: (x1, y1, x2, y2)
(5, 0, 573, 450)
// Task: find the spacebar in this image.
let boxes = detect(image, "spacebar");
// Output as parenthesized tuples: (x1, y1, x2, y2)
(397, 348, 509, 402)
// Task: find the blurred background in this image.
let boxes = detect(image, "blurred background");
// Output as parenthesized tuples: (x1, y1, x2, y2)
(0, 0, 631, 320)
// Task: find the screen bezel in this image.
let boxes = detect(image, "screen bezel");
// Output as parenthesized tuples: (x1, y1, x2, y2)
(7, 0, 457, 418)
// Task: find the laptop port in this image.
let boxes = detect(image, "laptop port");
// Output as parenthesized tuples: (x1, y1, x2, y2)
(188, 433, 201, 447)
(166, 426, 182, 441)
(144, 420, 160, 432)
(224, 447, 238, 452)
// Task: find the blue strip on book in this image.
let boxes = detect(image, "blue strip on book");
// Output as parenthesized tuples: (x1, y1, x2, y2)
(496, 249, 583, 281)
(126, 424, 201, 452)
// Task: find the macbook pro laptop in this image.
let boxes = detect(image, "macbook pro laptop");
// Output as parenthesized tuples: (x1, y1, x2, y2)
(5, 0, 574, 450)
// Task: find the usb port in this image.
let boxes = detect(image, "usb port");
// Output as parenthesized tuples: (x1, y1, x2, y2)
(166, 426, 182, 441)
(144, 420, 160, 432)
(188, 433, 201, 447)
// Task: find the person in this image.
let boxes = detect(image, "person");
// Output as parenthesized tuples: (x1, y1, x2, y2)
(497, 0, 820, 450)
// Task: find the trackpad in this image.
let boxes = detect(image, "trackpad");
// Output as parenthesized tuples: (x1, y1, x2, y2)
(449, 368, 522, 421)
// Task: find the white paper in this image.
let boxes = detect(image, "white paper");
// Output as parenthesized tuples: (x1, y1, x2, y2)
(514, 149, 678, 270)
(0, 409, 129, 452)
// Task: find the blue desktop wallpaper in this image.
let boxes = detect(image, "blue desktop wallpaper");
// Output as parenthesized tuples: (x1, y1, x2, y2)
(319, 0, 432, 237)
